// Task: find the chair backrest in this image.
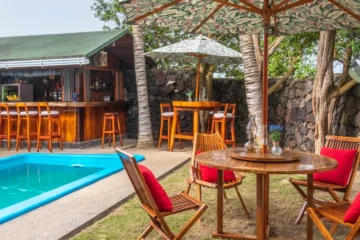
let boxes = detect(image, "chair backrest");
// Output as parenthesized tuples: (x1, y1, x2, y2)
(115, 148, 172, 234)
(224, 103, 236, 116)
(16, 103, 29, 114)
(160, 103, 171, 114)
(325, 135, 360, 199)
(0, 103, 10, 113)
(38, 102, 50, 113)
(191, 132, 227, 167)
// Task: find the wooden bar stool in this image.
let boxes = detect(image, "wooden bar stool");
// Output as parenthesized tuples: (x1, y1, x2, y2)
(207, 103, 226, 133)
(0, 103, 18, 150)
(36, 103, 63, 152)
(16, 103, 39, 152)
(102, 112, 123, 148)
(158, 103, 182, 149)
(211, 103, 236, 148)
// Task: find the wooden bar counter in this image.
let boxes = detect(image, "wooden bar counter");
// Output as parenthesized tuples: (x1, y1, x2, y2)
(5, 101, 129, 144)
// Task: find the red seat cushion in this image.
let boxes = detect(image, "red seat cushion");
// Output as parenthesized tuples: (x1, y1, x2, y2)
(313, 147, 357, 186)
(344, 192, 360, 223)
(196, 150, 236, 183)
(138, 165, 173, 212)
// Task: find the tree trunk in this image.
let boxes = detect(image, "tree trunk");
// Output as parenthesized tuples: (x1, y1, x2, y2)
(313, 30, 336, 153)
(240, 35, 263, 141)
(328, 42, 353, 134)
(133, 25, 154, 148)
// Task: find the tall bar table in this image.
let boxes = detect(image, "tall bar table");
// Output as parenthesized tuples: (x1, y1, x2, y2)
(169, 101, 219, 151)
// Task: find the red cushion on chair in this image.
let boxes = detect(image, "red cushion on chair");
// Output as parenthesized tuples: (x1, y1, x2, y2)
(344, 192, 360, 223)
(199, 165, 237, 183)
(313, 147, 357, 186)
(195, 151, 236, 183)
(138, 165, 173, 212)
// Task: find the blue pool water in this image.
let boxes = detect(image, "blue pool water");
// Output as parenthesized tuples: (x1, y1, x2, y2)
(0, 153, 144, 224)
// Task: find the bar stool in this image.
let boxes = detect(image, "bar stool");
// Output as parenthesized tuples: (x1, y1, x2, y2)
(211, 103, 236, 148)
(36, 103, 63, 152)
(102, 112, 123, 148)
(0, 103, 18, 150)
(16, 103, 38, 152)
(207, 103, 226, 133)
(158, 103, 182, 149)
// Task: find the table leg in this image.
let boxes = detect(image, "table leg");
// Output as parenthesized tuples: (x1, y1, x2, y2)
(221, 119, 226, 140)
(256, 174, 268, 240)
(193, 109, 199, 137)
(169, 109, 178, 151)
(264, 174, 270, 238)
(307, 174, 314, 240)
(217, 169, 224, 234)
(167, 118, 172, 150)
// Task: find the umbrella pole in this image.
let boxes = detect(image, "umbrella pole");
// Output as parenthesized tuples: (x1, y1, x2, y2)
(195, 57, 201, 101)
(262, 33, 269, 153)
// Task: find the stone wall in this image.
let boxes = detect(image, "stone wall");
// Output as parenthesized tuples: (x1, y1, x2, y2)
(124, 69, 360, 151)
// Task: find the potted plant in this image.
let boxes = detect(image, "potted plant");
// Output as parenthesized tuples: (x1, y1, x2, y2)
(185, 90, 194, 102)
(269, 125, 284, 155)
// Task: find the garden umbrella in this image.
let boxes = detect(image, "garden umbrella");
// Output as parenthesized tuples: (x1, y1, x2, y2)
(144, 35, 242, 101)
(120, 0, 360, 153)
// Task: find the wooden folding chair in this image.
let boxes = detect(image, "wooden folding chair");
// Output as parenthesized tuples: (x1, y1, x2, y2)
(289, 135, 360, 224)
(308, 201, 360, 240)
(185, 132, 250, 218)
(116, 148, 207, 240)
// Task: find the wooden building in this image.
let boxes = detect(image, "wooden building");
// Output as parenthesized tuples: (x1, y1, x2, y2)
(0, 30, 135, 147)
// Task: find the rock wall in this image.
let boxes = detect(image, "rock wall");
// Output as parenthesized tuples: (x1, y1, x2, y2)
(124, 69, 360, 151)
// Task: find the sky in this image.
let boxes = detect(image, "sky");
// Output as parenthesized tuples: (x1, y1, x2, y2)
(0, 0, 108, 37)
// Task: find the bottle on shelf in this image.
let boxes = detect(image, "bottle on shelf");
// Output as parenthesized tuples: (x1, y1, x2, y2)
(50, 88, 54, 102)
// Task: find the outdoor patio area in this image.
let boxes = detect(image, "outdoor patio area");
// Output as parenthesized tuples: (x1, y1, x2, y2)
(71, 151, 360, 240)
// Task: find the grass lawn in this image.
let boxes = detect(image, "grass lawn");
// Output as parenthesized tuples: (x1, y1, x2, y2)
(73, 163, 357, 240)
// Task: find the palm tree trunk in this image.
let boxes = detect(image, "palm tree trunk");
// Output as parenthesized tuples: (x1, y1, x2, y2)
(239, 35, 263, 142)
(133, 25, 154, 148)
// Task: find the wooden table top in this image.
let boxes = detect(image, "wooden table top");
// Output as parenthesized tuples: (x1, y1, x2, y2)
(196, 148, 338, 174)
(172, 101, 219, 109)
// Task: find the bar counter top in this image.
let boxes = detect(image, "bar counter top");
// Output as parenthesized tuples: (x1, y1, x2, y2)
(6, 100, 130, 108)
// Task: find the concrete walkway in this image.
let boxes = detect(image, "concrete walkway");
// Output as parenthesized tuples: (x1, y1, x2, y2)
(0, 140, 191, 240)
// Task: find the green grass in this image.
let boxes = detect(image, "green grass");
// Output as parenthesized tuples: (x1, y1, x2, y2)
(73, 164, 355, 240)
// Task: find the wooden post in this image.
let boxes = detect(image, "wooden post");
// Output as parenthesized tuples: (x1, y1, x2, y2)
(262, 33, 269, 154)
(256, 174, 266, 240)
(195, 58, 201, 101)
(217, 169, 224, 234)
(83, 69, 90, 101)
(115, 71, 125, 100)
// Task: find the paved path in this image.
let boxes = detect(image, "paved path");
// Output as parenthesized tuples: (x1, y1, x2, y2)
(0, 140, 191, 240)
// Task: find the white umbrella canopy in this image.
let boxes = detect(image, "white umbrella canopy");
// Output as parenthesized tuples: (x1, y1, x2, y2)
(145, 35, 242, 99)
(144, 35, 242, 65)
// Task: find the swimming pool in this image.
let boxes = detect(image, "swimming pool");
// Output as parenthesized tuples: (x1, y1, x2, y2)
(0, 153, 144, 224)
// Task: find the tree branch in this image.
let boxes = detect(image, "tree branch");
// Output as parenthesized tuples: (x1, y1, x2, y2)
(329, 79, 357, 99)
(268, 57, 297, 95)
(268, 36, 285, 56)
(339, 42, 352, 86)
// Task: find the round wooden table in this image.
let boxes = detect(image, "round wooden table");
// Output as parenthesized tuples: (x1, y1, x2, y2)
(196, 149, 338, 240)
(169, 101, 219, 151)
